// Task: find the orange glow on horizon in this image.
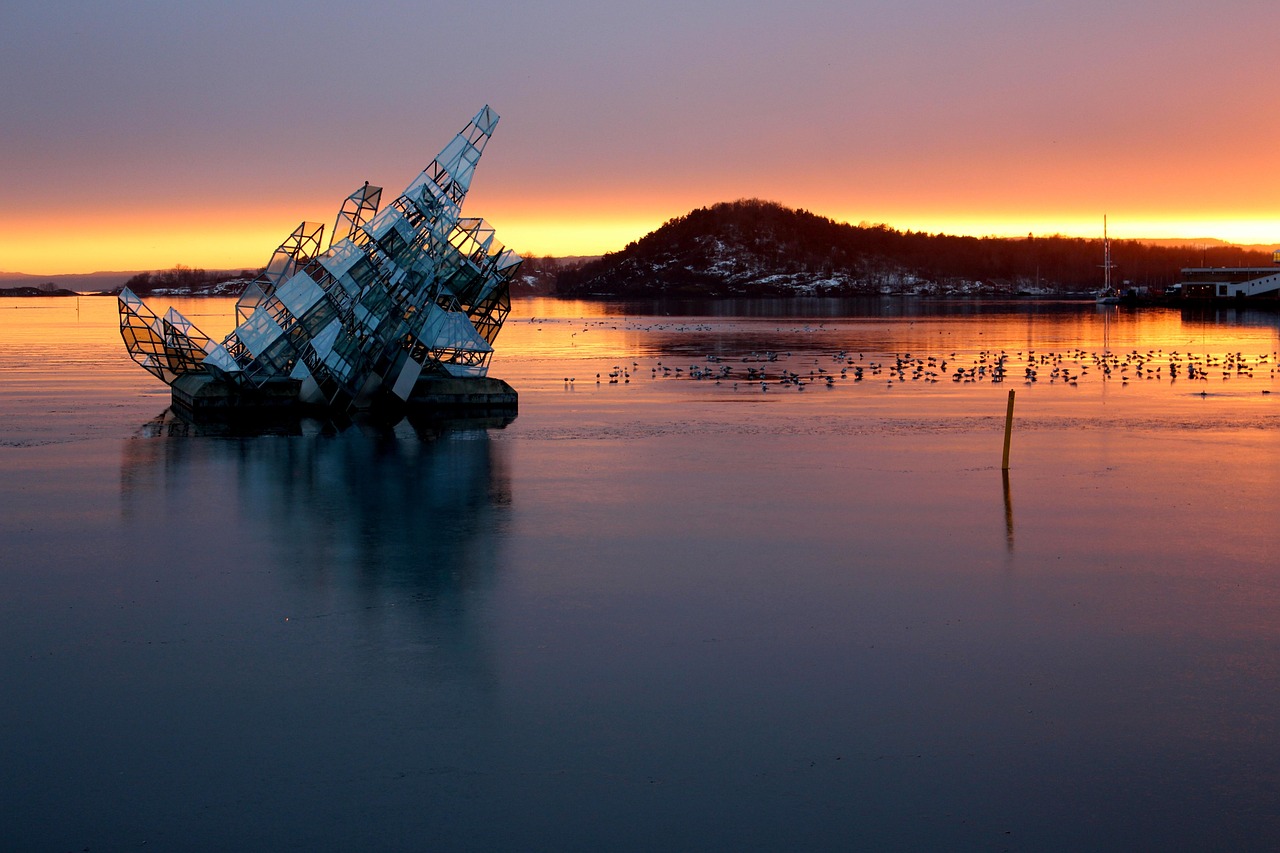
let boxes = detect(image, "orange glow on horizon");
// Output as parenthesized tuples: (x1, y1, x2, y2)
(3, 204, 352, 276)
(7, 201, 1280, 276)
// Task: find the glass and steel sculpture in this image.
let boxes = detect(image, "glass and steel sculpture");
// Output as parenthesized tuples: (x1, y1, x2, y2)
(119, 105, 521, 412)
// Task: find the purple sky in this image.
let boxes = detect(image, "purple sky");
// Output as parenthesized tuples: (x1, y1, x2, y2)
(4, 0, 1279, 272)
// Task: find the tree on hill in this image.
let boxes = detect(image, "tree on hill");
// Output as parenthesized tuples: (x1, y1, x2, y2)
(120, 265, 262, 295)
(512, 255, 591, 294)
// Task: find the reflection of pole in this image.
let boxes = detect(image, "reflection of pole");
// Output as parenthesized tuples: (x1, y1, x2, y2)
(1002, 468, 1014, 551)
(1001, 389, 1016, 470)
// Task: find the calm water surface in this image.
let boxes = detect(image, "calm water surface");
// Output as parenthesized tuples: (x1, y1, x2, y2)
(3, 296, 1280, 851)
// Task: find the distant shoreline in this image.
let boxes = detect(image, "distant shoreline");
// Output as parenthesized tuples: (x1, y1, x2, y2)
(0, 286, 84, 297)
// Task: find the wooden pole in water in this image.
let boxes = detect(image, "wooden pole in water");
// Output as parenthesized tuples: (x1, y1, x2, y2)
(1001, 389, 1016, 471)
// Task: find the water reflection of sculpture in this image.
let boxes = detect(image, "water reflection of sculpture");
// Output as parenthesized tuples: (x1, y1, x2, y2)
(119, 106, 520, 412)
(122, 414, 512, 608)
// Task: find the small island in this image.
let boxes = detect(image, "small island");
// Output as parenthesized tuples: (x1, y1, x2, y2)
(0, 285, 80, 297)
(552, 199, 1276, 299)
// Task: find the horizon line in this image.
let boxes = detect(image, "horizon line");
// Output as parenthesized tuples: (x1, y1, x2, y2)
(6, 225, 1280, 279)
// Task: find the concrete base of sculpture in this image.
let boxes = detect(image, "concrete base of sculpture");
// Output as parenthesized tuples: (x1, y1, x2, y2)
(171, 374, 301, 418)
(405, 375, 518, 409)
(170, 373, 518, 422)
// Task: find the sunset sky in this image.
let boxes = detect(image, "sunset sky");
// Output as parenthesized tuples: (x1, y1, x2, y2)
(4, 1, 1279, 275)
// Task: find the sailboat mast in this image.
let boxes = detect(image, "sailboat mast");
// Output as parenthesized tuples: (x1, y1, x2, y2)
(1104, 215, 1111, 291)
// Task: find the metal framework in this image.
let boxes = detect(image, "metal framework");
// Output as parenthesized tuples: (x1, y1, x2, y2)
(120, 105, 521, 410)
(119, 291, 217, 385)
(330, 182, 383, 249)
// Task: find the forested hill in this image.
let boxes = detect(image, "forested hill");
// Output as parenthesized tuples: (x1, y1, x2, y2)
(555, 200, 1276, 297)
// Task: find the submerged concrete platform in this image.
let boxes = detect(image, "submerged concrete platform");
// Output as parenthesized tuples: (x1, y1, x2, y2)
(170, 373, 518, 422)
(405, 376, 518, 410)
(171, 374, 301, 418)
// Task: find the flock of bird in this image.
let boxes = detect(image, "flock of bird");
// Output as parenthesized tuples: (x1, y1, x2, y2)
(567, 347, 1278, 393)
(530, 316, 1278, 394)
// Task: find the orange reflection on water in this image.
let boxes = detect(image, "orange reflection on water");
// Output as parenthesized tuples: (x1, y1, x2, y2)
(492, 298, 1280, 432)
(0, 297, 164, 446)
(5, 295, 1279, 442)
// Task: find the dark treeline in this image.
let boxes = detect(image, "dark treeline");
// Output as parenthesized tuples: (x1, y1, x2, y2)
(513, 255, 592, 294)
(120, 265, 262, 295)
(556, 199, 1275, 297)
(0, 284, 79, 296)
(116, 259, 587, 297)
